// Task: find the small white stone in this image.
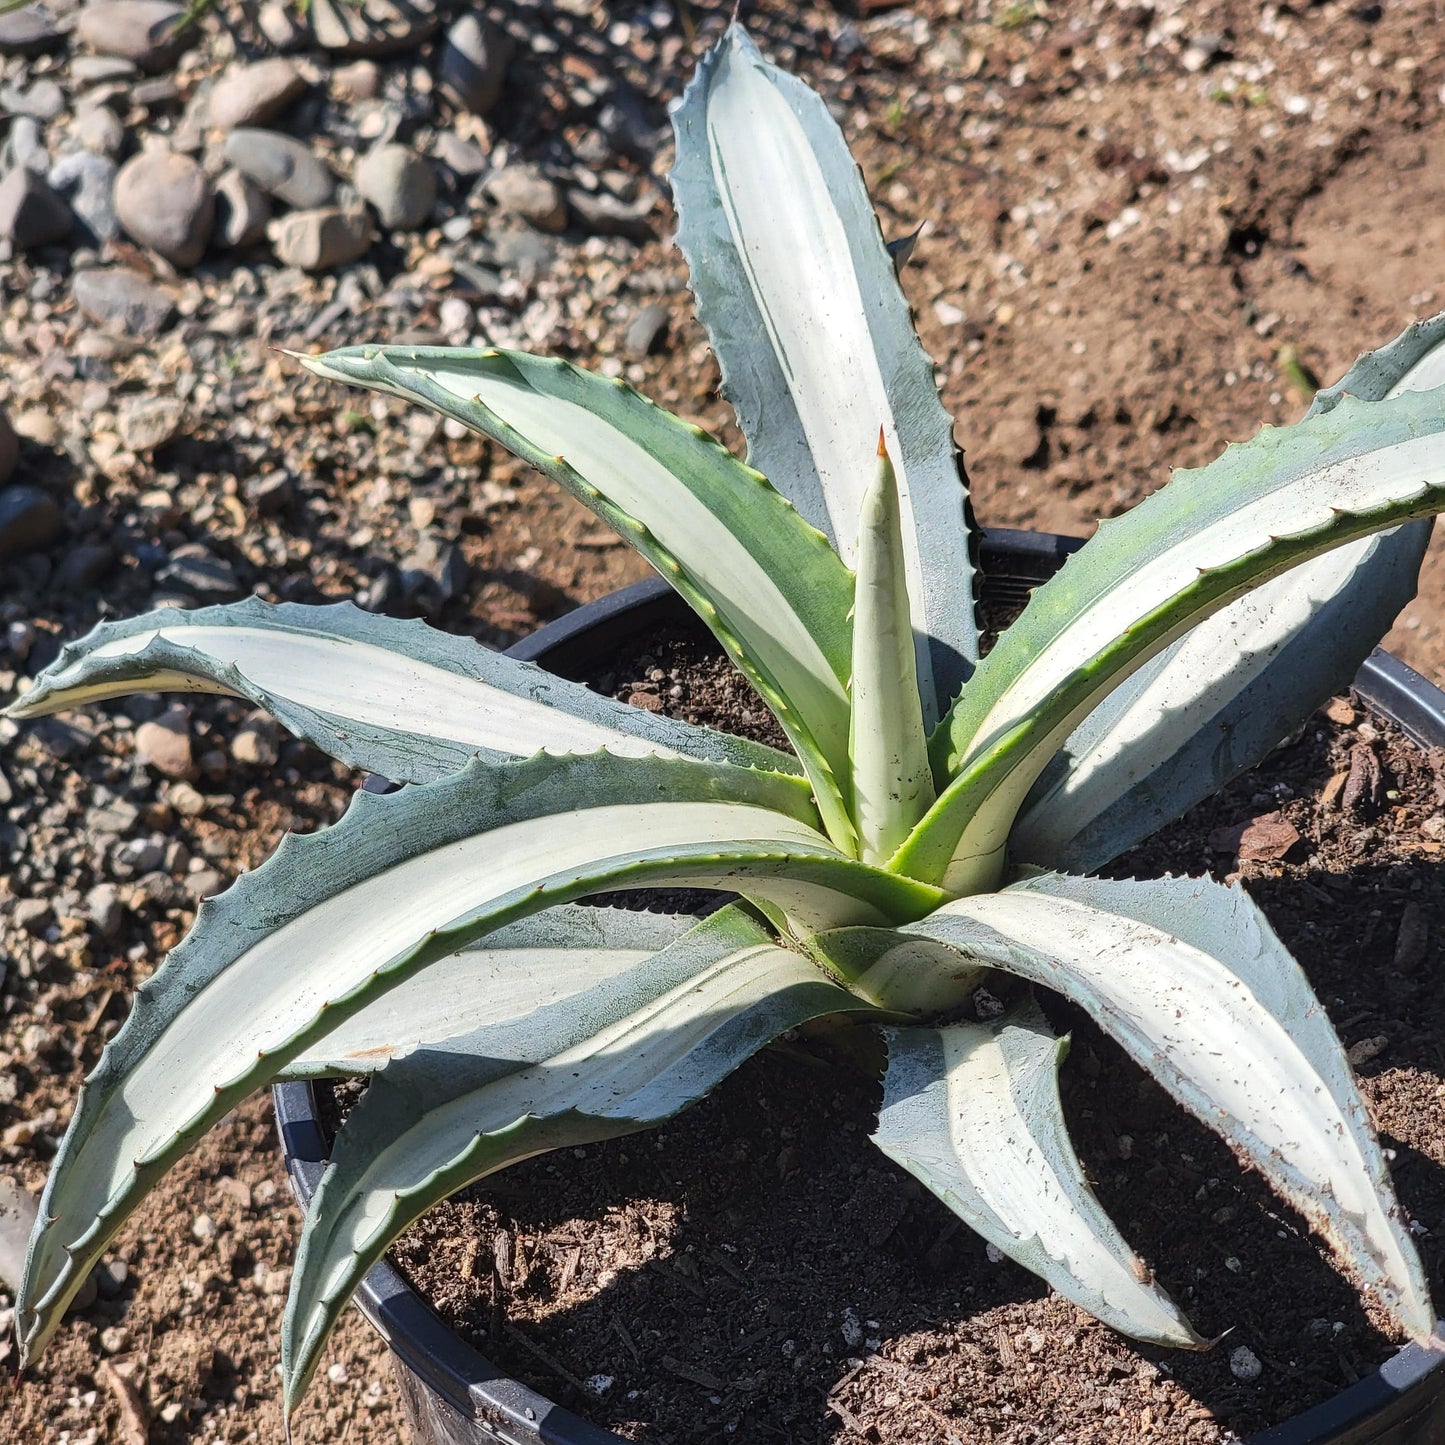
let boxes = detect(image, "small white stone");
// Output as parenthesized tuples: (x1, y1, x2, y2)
(585, 1374, 614, 1396)
(1230, 1345, 1263, 1382)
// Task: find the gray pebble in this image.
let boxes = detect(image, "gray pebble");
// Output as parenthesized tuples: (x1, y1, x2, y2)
(567, 186, 654, 241)
(256, 0, 304, 50)
(84, 882, 123, 938)
(225, 127, 335, 208)
(625, 303, 670, 358)
(438, 12, 513, 115)
(598, 91, 659, 161)
(48, 150, 119, 243)
(267, 205, 372, 270)
(433, 129, 487, 178)
(206, 58, 306, 130)
(184, 868, 225, 899)
(134, 703, 192, 776)
(243, 468, 293, 514)
(114, 146, 213, 266)
(331, 59, 381, 101)
(399, 533, 468, 610)
(69, 54, 138, 86)
(92, 798, 139, 834)
(0, 167, 72, 249)
(489, 223, 555, 270)
(355, 142, 436, 230)
(93, 1258, 129, 1298)
(485, 165, 566, 233)
(211, 167, 272, 249)
(54, 541, 114, 589)
(118, 395, 184, 452)
(438, 295, 472, 339)
(71, 265, 176, 336)
(0, 1175, 40, 1292)
(1, 77, 66, 120)
(0, 485, 63, 559)
(130, 74, 179, 107)
(231, 712, 280, 764)
(71, 102, 126, 157)
(14, 898, 52, 937)
(1230, 1345, 1263, 1382)
(0, 4, 68, 55)
(2, 115, 49, 174)
(169, 85, 208, 152)
(155, 543, 242, 601)
(75, 0, 187, 71)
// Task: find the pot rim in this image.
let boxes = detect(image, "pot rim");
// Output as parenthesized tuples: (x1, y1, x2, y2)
(273, 525, 1445, 1445)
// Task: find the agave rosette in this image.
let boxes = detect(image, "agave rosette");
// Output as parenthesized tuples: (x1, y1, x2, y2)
(9, 23, 1445, 1423)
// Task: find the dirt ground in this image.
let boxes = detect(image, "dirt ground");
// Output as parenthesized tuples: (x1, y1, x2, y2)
(5, 0, 1445, 1442)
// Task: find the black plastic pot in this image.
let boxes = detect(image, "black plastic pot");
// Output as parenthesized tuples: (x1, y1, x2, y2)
(273, 527, 1445, 1445)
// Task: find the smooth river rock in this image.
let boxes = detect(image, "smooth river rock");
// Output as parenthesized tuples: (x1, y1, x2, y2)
(75, 0, 187, 71)
(211, 168, 271, 249)
(114, 147, 212, 266)
(485, 164, 566, 233)
(0, 167, 72, 249)
(0, 485, 64, 559)
(438, 12, 512, 115)
(268, 206, 371, 270)
(354, 143, 435, 230)
(71, 266, 176, 335)
(206, 57, 307, 129)
(224, 127, 335, 208)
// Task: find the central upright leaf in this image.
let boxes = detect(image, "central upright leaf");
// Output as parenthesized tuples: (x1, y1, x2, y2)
(671, 23, 977, 724)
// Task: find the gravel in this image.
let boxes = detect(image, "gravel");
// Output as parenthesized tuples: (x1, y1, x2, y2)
(4, 2, 1442, 1439)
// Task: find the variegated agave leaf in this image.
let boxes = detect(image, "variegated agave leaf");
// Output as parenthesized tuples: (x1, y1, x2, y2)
(17, 748, 944, 1363)
(297, 344, 861, 853)
(5, 598, 794, 783)
(670, 23, 976, 725)
(281, 904, 884, 1410)
(1014, 313, 1445, 873)
(903, 383, 1445, 892)
(873, 1005, 1203, 1349)
(277, 905, 693, 1078)
(848, 440, 935, 865)
(901, 873, 1436, 1342)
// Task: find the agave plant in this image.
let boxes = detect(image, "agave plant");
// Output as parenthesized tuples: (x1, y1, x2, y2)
(9, 22, 1445, 1428)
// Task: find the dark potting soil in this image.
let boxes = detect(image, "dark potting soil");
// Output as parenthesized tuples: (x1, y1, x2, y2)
(347, 610, 1445, 1444)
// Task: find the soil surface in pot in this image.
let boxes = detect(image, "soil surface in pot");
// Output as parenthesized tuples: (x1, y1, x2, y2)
(335, 611, 1445, 1445)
